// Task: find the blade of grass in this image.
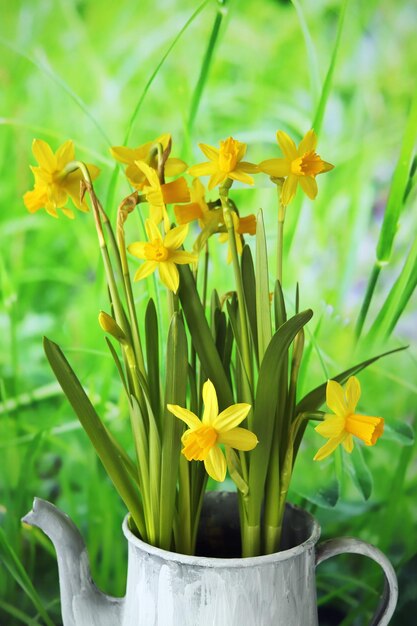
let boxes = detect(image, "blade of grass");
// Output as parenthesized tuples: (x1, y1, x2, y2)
(356, 90, 417, 337)
(291, 0, 321, 106)
(124, 0, 211, 144)
(0, 528, 55, 626)
(188, 0, 229, 132)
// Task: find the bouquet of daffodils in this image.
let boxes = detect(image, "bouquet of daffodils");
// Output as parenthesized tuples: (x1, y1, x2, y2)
(24, 131, 391, 557)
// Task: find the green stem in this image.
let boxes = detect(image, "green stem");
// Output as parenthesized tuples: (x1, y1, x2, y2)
(277, 218, 284, 286)
(219, 181, 253, 395)
(355, 263, 381, 339)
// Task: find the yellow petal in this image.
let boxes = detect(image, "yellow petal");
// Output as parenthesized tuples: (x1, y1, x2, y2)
(134, 260, 158, 281)
(199, 143, 219, 161)
(342, 434, 354, 453)
(276, 131, 298, 160)
(235, 141, 247, 162)
(169, 250, 198, 265)
(167, 404, 202, 429)
(258, 158, 290, 177)
(313, 432, 346, 461)
(326, 380, 348, 416)
(159, 261, 179, 292)
(208, 170, 227, 190)
(32, 139, 56, 171)
(229, 169, 254, 186)
(299, 176, 318, 199)
(239, 161, 258, 174)
(315, 414, 345, 438)
(55, 140, 75, 169)
(86, 163, 100, 181)
(162, 177, 190, 204)
(281, 174, 298, 205)
(23, 187, 46, 212)
(319, 161, 334, 173)
(202, 379, 219, 425)
(110, 145, 139, 165)
(165, 158, 188, 177)
(145, 219, 162, 242)
(164, 224, 189, 250)
(174, 202, 203, 225)
(127, 242, 147, 259)
(61, 207, 75, 219)
(217, 427, 258, 451)
(135, 160, 160, 188)
(204, 446, 227, 482)
(345, 376, 361, 414)
(213, 403, 251, 432)
(298, 129, 317, 155)
(188, 162, 217, 177)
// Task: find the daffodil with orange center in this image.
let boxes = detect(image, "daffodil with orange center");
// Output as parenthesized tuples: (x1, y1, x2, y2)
(188, 137, 259, 190)
(219, 211, 257, 263)
(259, 130, 334, 206)
(174, 178, 221, 229)
(110, 133, 187, 190)
(134, 160, 190, 231)
(127, 219, 197, 293)
(314, 376, 384, 461)
(167, 379, 258, 482)
(23, 139, 100, 218)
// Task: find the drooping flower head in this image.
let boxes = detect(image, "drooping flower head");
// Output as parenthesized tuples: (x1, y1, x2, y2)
(188, 137, 259, 190)
(134, 160, 190, 231)
(23, 139, 100, 218)
(127, 219, 197, 293)
(219, 211, 257, 263)
(314, 376, 384, 461)
(259, 129, 334, 206)
(167, 379, 258, 482)
(110, 133, 187, 190)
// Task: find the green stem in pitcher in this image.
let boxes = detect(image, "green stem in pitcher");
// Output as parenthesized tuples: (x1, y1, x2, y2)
(219, 179, 253, 396)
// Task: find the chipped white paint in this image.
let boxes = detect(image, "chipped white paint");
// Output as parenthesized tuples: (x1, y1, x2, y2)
(22, 497, 398, 626)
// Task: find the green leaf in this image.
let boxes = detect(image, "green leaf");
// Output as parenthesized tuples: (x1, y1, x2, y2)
(43, 337, 145, 537)
(225, 447, 249, 496)
(383, 421, 415, 446)
(178, 264, 233, 409)
(104, 337, 129, 396)
(255, 210, 272, 362)
(248, 309, 313, 522)
(274, 279, 287, 330)
(241, 245, 259, 359)
(159, 313, 188, 550)
(296, 345, 408, 416)
(145, 298, 161, 418)
(350, 446, 373, 501)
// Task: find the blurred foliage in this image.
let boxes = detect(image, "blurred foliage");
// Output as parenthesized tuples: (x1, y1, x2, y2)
(0, 0, 416, 624)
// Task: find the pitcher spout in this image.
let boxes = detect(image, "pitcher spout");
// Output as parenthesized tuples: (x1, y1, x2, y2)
(23, 498, 124, 626)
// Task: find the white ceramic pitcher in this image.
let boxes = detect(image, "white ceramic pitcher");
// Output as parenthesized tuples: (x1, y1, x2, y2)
(22, 493, 398, 626)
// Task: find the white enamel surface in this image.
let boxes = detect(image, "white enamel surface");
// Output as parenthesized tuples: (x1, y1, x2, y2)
(121, 540, 318, 626)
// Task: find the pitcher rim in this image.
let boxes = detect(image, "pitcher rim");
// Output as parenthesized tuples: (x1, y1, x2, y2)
(122, 502, 321, 568)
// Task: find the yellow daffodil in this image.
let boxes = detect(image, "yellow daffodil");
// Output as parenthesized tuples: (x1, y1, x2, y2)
(314, 376, 384, 461)
(219, 212, 257, 262)
(135, 160, 190, 231)
(188, 137, 259, 190)
(23, 139, 99, 218)
(259, 129, 334, 206)
(128, 219, 197, 293)
(174, 178, 221, 229)
(167, 379, 258, 482)
(110, 133, 187, 190)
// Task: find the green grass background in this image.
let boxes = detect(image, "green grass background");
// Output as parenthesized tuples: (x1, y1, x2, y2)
(0, 0, 416, 624)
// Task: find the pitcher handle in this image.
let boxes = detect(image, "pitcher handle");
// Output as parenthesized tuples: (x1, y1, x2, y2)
(315, 537, 398, 626)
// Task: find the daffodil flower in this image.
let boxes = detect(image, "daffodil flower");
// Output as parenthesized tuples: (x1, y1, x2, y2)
(110, 133, 187, 190)
(23, 139, 99, 218)
(314, 376, 384, 461)
(128, 219, 197, 293)
(174, 178, 221, 229)
(167, 379, 258, 482)
(188, 137, 259, 190)
(219, 211, 256, 263)
(135, 160, 190, 231)
(259, 130, 334, 206)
